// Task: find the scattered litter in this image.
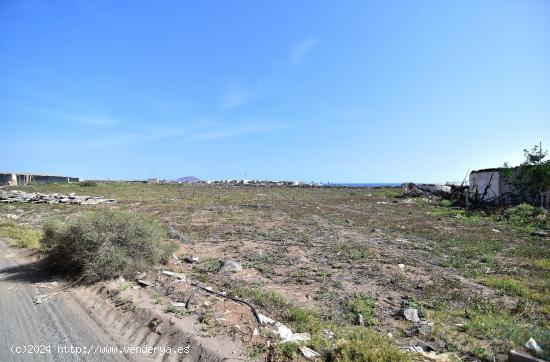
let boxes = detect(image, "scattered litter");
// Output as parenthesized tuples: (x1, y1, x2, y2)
(33, 293, 55, 304)
(355, 313, 364, 326)
(300, 346, 321, 360)
(184, 256, 200, 264)
(137, 279, 155, 287)
(5, 214, 18, 220)
(525, 337, 544, 357)
(492, 228, 501, 233)
(253, 328, 259, 336)
(170, 301, 186, 308)
(323, 329, 334, 339)
(376, 201, 389, 204)
(162, 270, 186, 281)
(398, 263, 405, 272)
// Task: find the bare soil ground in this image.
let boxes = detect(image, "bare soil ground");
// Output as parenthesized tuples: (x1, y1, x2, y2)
(1, 183, 548, 361)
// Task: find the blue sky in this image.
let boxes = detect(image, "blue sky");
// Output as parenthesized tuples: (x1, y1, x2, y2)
(1, 1, 549, 182)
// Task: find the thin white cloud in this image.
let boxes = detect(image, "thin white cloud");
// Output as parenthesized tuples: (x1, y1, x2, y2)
(187, 121, 290, 142)
(5, 103, 120, 125)
(220, 85, 256, 109)
(290, 38, 317, 65)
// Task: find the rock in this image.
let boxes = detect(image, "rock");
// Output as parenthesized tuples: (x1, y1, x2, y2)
(300, 346, 321, 360)
(221, 260, 242, 273)
(404, 308, 421, 322)
(418, 322, 433, 337)
(532, 230, 548, 238)
(509, 349, 547, 362)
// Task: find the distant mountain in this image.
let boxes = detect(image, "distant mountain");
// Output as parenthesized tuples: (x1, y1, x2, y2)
(177, 176, 203, 183)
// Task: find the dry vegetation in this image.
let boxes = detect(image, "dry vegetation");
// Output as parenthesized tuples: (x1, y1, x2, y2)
(0, 182, 548, 361)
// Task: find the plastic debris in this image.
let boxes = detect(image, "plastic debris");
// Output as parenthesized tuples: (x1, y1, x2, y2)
(525, 337, 544, 357)
(300, 346, 321, 360)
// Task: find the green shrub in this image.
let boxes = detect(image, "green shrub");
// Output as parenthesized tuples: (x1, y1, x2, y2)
(0, 220, 42, 249)
(501, 203, 548, 229)
(41, 209, 178, 281)
(79, 180, 98, 187)
(440, 199, 452, 207)
(327, 327, 409, 362)
(341, 293, 378, 326)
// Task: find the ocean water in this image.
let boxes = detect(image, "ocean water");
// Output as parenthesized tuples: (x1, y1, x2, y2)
(324, 183, 401, 187)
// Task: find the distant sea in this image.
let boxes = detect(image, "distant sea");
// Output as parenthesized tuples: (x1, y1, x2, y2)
(324, 183, 402, 187)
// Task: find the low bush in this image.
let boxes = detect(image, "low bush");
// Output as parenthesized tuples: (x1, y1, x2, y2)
(79, 180, 98, 187)
(41, 209, 178, 281)
(501, 203, 548, 230)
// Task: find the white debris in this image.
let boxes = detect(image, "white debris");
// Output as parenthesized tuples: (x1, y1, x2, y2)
(33, 293, 55, 304)
(275, 322, 293, 341)
(162, 270, 186, 281)
(170, 302, 186, 308)
(5, 214, 18, 220)
(0, 190, 116, 205)
(398, 263, 405, 272)
(258, 313, 276, 325)
(253, 328, 260, 336)
(300, 346, 321, 360)
(492, 228, 501, 233)
(525, 337, 544, 357)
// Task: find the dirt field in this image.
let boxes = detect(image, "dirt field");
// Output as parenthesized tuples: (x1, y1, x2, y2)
(1, 182, 548, 361)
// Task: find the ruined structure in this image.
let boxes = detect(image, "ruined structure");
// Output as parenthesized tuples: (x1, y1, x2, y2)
(469, 168, 513, 204)
(0, 172, 79, 186)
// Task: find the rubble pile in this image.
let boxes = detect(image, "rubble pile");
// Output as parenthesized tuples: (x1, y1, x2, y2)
(0, 190, 116, 205)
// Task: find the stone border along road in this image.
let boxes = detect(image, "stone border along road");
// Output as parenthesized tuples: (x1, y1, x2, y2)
(0, 238, 247, 362)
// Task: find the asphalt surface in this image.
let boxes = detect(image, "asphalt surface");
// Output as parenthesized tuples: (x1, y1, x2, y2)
(0, 238, 125, 362)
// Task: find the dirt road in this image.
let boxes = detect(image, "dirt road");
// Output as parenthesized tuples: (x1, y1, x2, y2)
(0, 238, 125, 362)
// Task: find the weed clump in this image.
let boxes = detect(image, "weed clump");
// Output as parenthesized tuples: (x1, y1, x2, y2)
(41, 209, 178, 281)
(0, 220, 42, 249)
(328, 327, 409, 362)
